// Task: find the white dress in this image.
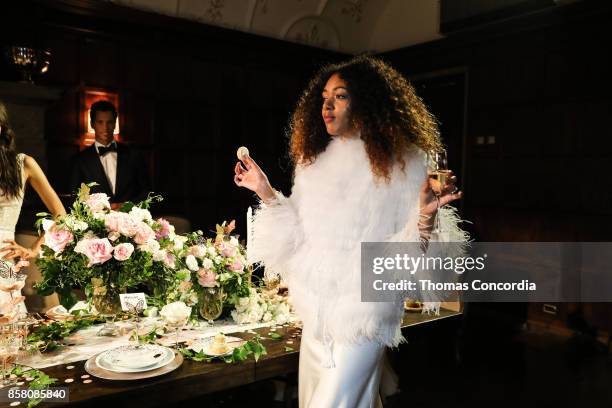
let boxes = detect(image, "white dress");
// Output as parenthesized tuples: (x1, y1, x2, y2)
(250, 137, 468, 407)
(0, 153, 27, 314)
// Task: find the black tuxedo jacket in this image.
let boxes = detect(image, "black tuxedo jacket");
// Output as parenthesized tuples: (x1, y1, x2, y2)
(69, 143, 152, 204)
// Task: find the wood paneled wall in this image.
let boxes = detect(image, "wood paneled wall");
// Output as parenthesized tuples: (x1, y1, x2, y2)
(381, 0, 612, 242)
(0, 0, 343, 236)
(380, 1, 612, 335)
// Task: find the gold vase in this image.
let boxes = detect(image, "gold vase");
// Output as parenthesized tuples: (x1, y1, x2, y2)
(198, 287, 225, 321)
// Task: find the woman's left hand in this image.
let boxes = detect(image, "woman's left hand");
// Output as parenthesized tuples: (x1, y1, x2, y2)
(419, 170, 463, 220)
(0, 240, 36, 260)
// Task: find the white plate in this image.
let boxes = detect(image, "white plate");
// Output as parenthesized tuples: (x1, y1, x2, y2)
(105, 344, 169, 368)
(97, 347, 173, 373)
(96, 346, 174, 373)
(189, 335, 244, 357)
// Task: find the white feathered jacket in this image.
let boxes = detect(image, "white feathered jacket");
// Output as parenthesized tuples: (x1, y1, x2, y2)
(250, 136, 468, 347)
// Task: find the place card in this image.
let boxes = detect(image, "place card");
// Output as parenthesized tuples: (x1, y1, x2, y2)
(119, 293, 147, 313)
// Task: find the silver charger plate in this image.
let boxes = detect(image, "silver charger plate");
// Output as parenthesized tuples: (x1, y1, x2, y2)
(96, 346, 174, 373)
(85, 351, 183, 381)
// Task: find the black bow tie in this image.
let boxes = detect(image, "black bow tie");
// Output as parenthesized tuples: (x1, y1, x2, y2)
(97, 143, 117, 156)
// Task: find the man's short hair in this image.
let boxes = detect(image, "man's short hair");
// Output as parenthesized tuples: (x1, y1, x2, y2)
(90, 100, 117, 122)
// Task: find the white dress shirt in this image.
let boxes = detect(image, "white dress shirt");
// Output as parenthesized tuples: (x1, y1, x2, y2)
(94, 141, 117, 195)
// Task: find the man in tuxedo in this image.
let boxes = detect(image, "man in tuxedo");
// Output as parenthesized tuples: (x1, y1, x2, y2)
(70, 100, 151, 209)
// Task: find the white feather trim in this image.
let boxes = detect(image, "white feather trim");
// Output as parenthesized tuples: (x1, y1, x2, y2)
(249, 137, 470, 347)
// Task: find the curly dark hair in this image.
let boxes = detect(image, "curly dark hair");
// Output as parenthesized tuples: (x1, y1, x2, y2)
(288, 55, 443, 181)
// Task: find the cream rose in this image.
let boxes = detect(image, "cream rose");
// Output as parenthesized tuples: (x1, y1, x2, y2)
(160, 301, 191, 324)
(85, 193, 111, 213)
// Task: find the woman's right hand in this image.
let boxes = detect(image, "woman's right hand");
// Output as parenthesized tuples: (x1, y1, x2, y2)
(234, 155, 276, 202)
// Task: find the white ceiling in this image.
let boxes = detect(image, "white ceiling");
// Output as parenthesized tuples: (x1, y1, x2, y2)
(110, 0, 444, 54)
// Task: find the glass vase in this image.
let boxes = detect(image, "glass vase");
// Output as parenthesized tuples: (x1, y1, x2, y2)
(91, 284, 122, 315)
(198, 287, 225, 322)
(91, 279, 122, 336)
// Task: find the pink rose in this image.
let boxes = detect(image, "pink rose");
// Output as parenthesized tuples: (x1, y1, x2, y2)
(133, 223, 155, 245)
(155, 218, 173, 239)
(113, 243, 134, 261)
(188, 245, 206, 258)
(217, 241, 236, 258)
(44, 226, 74, 254)
(197, 268, 218, 287)
(81, 238, 113, 267)
(229, 258, 244, 273)
(104, 213, 122, 232)
(85, 193, 110, 213)
(163, 252, 176, 269)
(117, 215, 140, 237)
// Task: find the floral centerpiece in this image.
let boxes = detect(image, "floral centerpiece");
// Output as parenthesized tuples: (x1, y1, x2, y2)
(35, 184, 183, 310)
(173, 221, 251, 321)
(231, 287, 292, 325)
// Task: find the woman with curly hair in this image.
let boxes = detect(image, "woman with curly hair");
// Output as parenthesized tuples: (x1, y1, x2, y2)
(0, 100, 65, 312)
(234, 56, 468, 407)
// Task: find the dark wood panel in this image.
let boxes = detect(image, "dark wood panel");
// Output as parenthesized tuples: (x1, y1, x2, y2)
(40, 32, 80, 85)
(122, 45, 158, 94)
(121, 91, 155, 145)
(79, 37, 120, 88)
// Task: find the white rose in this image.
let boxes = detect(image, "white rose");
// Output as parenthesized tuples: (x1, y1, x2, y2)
(185, 255, 199, 272)
(92, 212, 105, 221)
(207, 246, 217, 257)
(160, 301, 191, 324)
(129, 207, 153, 222)
(173, 236, 187, 251)
(229, 236, 240, 248)
(139, 239, 160, 254)
(64, 215, 88, 231)
(42, 219, 56, 233)
(152, 250, 166, 262)
(202, 258, 213, 270)
(74, 237, 91, 254)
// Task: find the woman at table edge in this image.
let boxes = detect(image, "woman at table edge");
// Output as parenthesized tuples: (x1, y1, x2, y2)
(0, 100, 66, 313)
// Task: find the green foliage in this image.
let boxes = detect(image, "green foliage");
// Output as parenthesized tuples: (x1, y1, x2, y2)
(180, 335, 267, 363)
(11, 366, 58, 408)
(268, 332, 283, 340)
(26, 316, 104, 352)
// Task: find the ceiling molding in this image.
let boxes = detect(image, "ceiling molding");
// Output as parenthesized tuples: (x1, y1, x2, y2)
(316, 0, 331, 15)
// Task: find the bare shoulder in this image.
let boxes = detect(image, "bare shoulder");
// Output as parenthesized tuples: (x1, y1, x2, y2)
(22, 155, 44, 178)
(22, 154, 38, 170)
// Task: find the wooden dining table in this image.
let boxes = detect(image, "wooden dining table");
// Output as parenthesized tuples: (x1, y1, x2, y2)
(1, 308, 461, 407)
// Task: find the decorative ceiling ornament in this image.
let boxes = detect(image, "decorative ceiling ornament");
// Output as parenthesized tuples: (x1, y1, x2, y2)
(255, 0, 270, 15)
(284, 16, 340, 50)
(203, 0, 225, 23)
(341, 0, 368, 23)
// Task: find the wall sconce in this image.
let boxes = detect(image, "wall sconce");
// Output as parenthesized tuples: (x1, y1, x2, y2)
(80, 89, 120, 148)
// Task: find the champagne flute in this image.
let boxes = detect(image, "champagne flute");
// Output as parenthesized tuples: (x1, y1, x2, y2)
(427, 149, 451, 233)
(164, 312, 190, 349)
